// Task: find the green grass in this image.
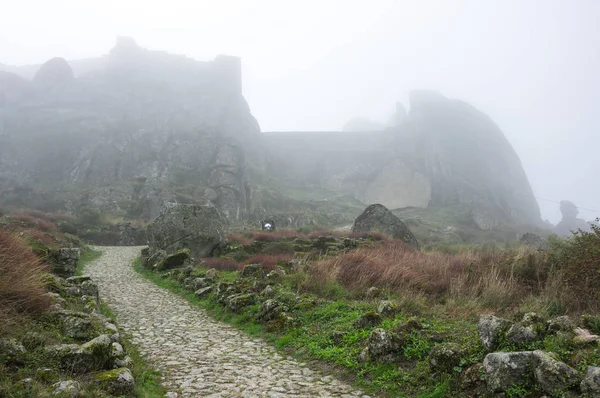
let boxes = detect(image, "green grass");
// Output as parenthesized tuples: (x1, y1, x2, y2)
(75, 247, 103, 276)
(134, 259, 485, 397)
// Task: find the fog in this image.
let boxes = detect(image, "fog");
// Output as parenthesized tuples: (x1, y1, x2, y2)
(2, 0, 598, 223)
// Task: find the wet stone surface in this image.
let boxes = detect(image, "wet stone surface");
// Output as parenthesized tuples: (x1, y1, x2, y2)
(87, 246, 369, 398)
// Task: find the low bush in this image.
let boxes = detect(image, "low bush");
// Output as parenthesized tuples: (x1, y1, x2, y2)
(546, 220, 600, 312)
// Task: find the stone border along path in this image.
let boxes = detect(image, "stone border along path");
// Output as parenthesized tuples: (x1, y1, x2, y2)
(87, 246, 371, 398)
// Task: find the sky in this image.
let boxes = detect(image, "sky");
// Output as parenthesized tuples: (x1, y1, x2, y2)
(1, 0, 598, 223)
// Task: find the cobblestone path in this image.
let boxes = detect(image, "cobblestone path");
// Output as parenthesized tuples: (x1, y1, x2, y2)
(86, 246, 370, 398)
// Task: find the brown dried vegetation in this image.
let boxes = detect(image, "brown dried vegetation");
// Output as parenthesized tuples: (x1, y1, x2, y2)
(0, 233, 51, 334)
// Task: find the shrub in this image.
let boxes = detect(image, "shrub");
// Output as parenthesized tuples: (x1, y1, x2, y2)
(547, 220, 600, 312)
(9, 214, 58, 232)
(77, 206, 101, 226)
(0, 233, 51, 333)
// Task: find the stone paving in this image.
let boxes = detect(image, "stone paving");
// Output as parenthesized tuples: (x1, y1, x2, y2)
(86, 246, 370, 398)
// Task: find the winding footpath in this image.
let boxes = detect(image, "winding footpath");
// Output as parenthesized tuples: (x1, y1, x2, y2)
(86, 246, 370, 398)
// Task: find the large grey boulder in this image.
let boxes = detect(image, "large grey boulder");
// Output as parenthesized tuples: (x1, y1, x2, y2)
(352, 204, 419, 249)
(0, 338, 26, 365)
(94, 367, 135, 395)
(483, 351, 533, 393)
(507, 322, 538, 345)
(359, 328, 401, 363)
(581, 366, 600, 397)
(56, 311, 99, 341)
(532, 350, 580, 395)
(51, 380, 80, 397)
(46, 334, 112, 373)
(228, 293, 256, 312)
(429, 343, 465, 372)
(478, 314, 512, 351)
(258, 299, 283, 322)
(146, 203, 225, 257)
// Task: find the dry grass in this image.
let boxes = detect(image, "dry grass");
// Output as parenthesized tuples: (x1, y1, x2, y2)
(308, 240, 553, 313)
(226, 229, 390, 245)
(0, 233, 51, 334)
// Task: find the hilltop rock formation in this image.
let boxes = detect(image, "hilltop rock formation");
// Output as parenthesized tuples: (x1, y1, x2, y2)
(32, 57, 74, 89)
(555, 200, 590, 236)
(0, 38, 260, 221)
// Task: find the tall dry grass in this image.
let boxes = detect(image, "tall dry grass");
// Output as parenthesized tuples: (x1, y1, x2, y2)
(0, 233, 51, 334)
(308, 240, 558, 314)
(226, 229, 389, 245)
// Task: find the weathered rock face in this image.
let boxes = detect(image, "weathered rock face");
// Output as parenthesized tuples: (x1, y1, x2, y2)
(0, 39, 260, 221)
(264, 91, 542, 229)
(581, 366, 600, 397)
(532, 350, 580, 395)
(478, 314, 513, 351)
(146, 203, 225, 257)
(483, 351, 533, 393)
(352, 204, 419, 248)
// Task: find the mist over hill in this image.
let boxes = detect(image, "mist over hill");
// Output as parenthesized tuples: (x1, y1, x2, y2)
(1, 39, 543, 238)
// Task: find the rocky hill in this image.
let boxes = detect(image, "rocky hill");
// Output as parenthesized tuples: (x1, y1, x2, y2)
(0, 38, 260, 221)
(264, 91, 541, 230)
(1, 40, 542, 235)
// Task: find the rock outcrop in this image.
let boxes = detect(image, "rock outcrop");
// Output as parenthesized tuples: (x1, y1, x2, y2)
(146, 203, 225, 257)
(555, 200, 591, 236)
(352, 204, 419, 249)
